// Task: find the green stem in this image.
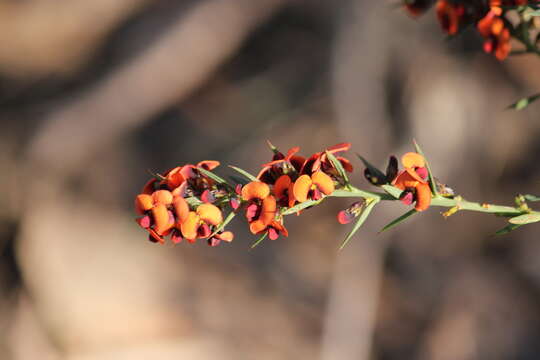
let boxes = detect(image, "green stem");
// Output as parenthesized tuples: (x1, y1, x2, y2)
(330, 185, 538, 217)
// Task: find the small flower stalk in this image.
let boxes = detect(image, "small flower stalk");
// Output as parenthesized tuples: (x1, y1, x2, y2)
(135, 141, 540, 249)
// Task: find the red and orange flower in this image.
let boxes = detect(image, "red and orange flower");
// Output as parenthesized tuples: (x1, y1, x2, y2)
(135, 161, 234, 246)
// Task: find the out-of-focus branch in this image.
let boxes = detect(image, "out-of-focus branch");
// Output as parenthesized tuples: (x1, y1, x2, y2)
(25, 0, 287, 174)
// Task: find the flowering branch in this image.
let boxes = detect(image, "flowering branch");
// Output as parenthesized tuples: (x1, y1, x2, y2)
(134, 141, 540, 249)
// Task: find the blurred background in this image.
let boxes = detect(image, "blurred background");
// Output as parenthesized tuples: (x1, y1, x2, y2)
(1, 0, 540, 359)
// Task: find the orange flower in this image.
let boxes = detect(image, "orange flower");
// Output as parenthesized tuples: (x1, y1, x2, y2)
(273, 175, 295, 208)
(135, 160, 233, 246)
(477, 10, 510, 60)
(208, 231, 235, 247)
(257, 145, 305, 184)
(392, 170, 431, 211)
(401, 152, 428, 182)
(179, 203, 224, 243)
(292, 171, 335, 203)
(247, 195, 277, 234)
(436, 0, 464, 35)
(300, 143, 353, 175)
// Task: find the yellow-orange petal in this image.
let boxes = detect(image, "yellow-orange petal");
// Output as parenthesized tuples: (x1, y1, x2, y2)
(312, 171, 335, 195)
(415, 182, 432, 211)
(152, 190, 173, 205)
(135, 194, 153, 214)
(197, 160, 220, 171)
(181, 211, 200, 241)
(216, 231, 234, 242)
(401, 152, 425, 169)
(274, 175, 291, 199)
(260, 195, 277, 225)
(249, 220, 267, 234)
(293, 175, 312, 202)
(152, 204, 173, 235)
(241, 181, 270, 201)
(196, 203, 223, 226)
(173, 196, 190, 224)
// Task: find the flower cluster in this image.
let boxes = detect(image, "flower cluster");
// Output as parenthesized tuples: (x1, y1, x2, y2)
(241, 142, 353, 240)
(134, 143, 354, 246)
(404, 0, 540, 60)
(134, 161, 234, 246)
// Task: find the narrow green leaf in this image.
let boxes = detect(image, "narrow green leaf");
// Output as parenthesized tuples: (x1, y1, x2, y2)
(507, 93, 540, 110)
(509, 213, 540, 225)
(210, 211, 236, 237)
(326, 151, 349, 184)
(281, 199, 321, 215)
(339, 199, 378, 250)
(524, 194, 540, 202)
(495, 223, 522, 235)
(381, 184, 402, 199)
(229, 165, 258, 182)
(356, 154, 386, 181)
(379, 209, 417, 233)
(197, 167, 228, 184)
(412, 139, 439, 196)
(250, 233, 268, 249)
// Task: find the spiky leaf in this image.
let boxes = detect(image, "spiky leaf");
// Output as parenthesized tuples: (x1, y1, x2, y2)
(495, 223, 522, 235)
(326, 151, 349, 184)
(413, 139, 439, 196)
(379, 209, 417, 233)
(229, 166, 258, 181)
(508, 93, 540, 110)
(282, 199, 322, 215)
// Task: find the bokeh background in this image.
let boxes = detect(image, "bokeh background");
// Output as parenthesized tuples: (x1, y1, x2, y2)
(1, 0, 540, 359)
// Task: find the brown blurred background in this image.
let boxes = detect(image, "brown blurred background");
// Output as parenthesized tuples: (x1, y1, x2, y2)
(1, 0, 540, 359)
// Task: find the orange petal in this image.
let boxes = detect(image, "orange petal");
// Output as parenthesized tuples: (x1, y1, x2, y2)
(293, 175, 312, 202)
(415, 182, 432, 211)
(241, 181, 270, 201)
(181, 211, 200, 241)
(392, 171, 419, 190)
(337, 156, 354, 172)
(152, 204, 173, 235)
(327, 143, 351, 153)
(311, 171, 335, 195)
(165, 167, 185, 189)
(274, 175, 292, 199)
(152, 190, 173, 205)
(405, 168, 428, 183)
(287, 183, 296, 208)
(401, 152, 425, 169)
(216, 231, 234, 242)
(197, 160, 220, 171)
(173, 196, 190, 224)
(260, 195, 277, 225)
(285, 146, 300, 160)
(135, 194, 153, 214)
(147, 228, 165, 244)
(196, 203, 223, 226)
(249, 220, 267, 234)
(271, 221, 288, 237)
